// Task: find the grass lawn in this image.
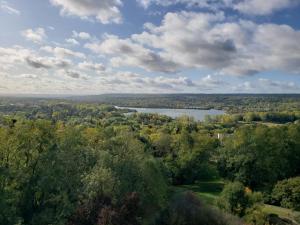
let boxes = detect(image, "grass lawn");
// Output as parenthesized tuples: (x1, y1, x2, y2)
(173, 180, 224, 205)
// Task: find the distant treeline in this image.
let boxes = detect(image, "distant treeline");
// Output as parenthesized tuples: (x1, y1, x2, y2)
(70, 94, 300, 113)
(206, 111, 300, 124)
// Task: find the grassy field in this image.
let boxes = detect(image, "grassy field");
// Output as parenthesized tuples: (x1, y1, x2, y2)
(174, 181, 223, 205)
(174, 181, 300, 224)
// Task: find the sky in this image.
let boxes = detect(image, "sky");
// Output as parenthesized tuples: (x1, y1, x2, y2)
(0, 0, 300, 95)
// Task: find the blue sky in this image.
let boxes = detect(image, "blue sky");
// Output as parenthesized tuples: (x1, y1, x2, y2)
(0, 0, 300, 94)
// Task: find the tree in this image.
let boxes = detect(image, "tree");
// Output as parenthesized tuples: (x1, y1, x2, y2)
(82, 129, 168, 222)
(0, 120, 93, 225)
(217, 124, 300, 189)
(175, 133, 219, 184)
(271, 177, 300, 210)
(217, 182, 250, 216)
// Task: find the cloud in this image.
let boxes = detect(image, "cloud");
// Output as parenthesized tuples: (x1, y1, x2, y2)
(129, 11, 300, 76)
(40, 46, 86, 59)
(21, 28, 47, 44)
(199, 75, 226, 87)
(50, 0, 123, 24)
(137, 0, 224, 9)
(233, 78, 300, 93)
(19, 74, 39, 79)
(233, 0, 297, 16)
(65, 38, 79, 45)
(65, 70, 81, 78)
(85, 35, 180, 73)
(25, 56, 72, 69)
(26, 57, 52, 69)
(96, 71, 200, 92)
(0, 46, 33, 70)
(0, 46, 72, 71)
(0, 1, 20, 15)
(137, 0, 298, 16)
(258, 78, 299, 90)
(93, 71, 228, 93)
(78, 61, 106, 72)
(72, 31, 91, 40)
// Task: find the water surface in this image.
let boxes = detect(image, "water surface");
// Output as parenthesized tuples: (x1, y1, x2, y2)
(117, 107, 225, 121)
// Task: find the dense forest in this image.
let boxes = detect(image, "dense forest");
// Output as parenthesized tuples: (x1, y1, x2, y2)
(0, 96, 300, 225)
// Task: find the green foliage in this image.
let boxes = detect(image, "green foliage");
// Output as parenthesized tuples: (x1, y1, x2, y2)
(271, 177, 300, 210)
(244, 205, 269, 225)
(175, 132, 219, 184)
(217, 124, 300, 189)
(213, 111, 300, 124)
(0, 120, 93, 225)
(83, 129, 168, 213)
(218, 182, 265, 218)
(217, 182, 250, 216)
(0, 120, 168, 225)
(1, 97, 300, 225)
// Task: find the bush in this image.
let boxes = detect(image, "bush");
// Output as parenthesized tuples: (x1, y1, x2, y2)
(67, 192, 141, 225)
(271, 177, 300, 210)
(244, 205, 268, 225)
(217, 182, 250, 216)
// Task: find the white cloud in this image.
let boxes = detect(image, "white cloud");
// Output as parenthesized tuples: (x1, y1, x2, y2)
(65, 38, 79, 45)
(138, 0, 226, 9)
(25, 56, 72, 69)
(0, 1, 20, 15)
(233, 78, 300, 93)
(85, 35, 179, 73)
(50, 0, 123, 24)
(25, 57, 52, 69)
(21, 28, 47, 44)
(200, 75, 225, 87)
(95, 71, 200, 92)
(234, 0, 297, 16)
(63, 69, 85, 79)
(0, 46, 72, 72)
(40, 46, 86, 59)
(18, 74, 39, 79)
(129, 11, 300, 76)
(258, 78, 299, 90)
(78, 61, 106, 72)
(0, 46, 33, 70)
(72, 31, 91, 40)
(137, 0, 298, 16)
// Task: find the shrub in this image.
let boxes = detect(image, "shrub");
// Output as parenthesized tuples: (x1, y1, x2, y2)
(67, 192, 141, 225)
(217, 182, 250, 216)
(244, 205, 268, 225)
(271, 177, 300, 210)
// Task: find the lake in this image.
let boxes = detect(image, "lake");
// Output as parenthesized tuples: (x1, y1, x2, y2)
(116, 107, 225, 121)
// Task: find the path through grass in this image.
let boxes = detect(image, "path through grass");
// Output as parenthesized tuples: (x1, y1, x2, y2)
(174, 180, 224, 204)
